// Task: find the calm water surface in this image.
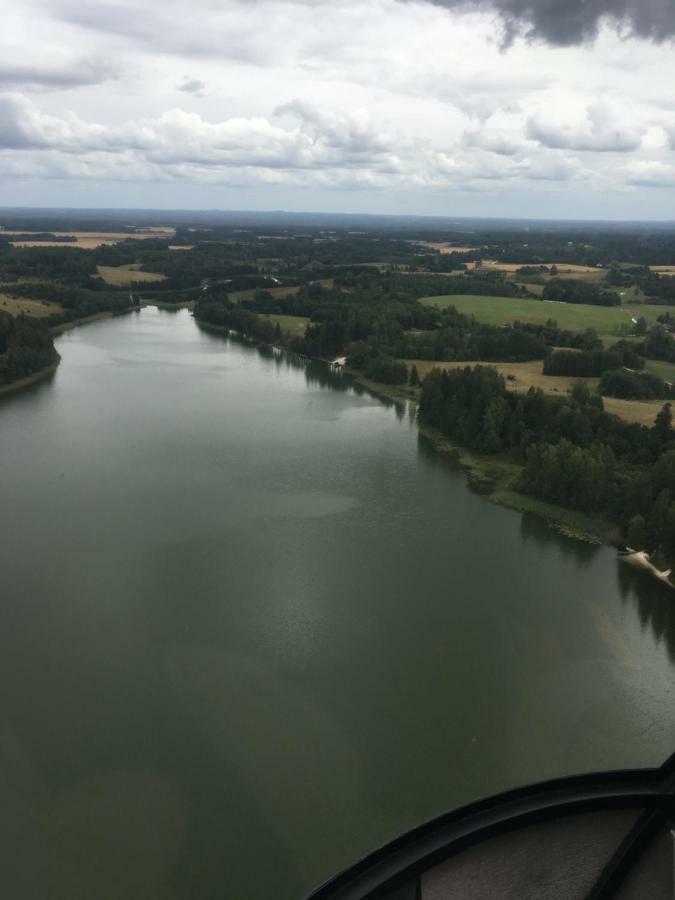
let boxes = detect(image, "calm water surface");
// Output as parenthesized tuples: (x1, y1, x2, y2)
(1, 307, 674, 899)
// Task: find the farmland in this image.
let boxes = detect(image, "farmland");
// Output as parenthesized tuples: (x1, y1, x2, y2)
(6, 229, 176, 249)
(406, 358, 663, 427)
(419, 293, 666, 345)
(0, 294, 62, 317)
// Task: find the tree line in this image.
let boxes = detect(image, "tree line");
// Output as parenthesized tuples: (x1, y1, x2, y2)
(0, 311, 58, 385)
(418, 365, 675, 561)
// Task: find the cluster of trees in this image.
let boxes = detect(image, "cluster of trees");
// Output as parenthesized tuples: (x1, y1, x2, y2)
(398, 318, 546, 363)
(6, 282, 135, 326)
(543, 347, 642, 377)
(193, 296, 278, 344)
(419, 364, 675, 559)
(518, 321, 602, 351)
(0, 311, 58, 385)
(599, 368, 672, 401)
(640, 324, 675, 363)
(542, 279, 620, 307)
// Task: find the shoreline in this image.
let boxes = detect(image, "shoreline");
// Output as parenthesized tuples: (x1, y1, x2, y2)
(195, 312, 619, 548)
(348, 368, 617, 546)
(0, 355, 61, 398)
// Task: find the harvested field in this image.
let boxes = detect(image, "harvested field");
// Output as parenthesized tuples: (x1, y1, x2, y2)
(169, 245, 194, 251)
(7, 230, 175, 249)
(406, 358, 663, 427)
(96, 264, 166, 286)
(414, 242, 480, 253)
(0, 294, 62, 317)
(476, 260, 603, 275)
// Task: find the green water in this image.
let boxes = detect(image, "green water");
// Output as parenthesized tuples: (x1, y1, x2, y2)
(1, 307, 673, 900)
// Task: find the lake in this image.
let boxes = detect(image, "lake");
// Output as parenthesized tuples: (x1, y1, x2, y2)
(1, 306, 673, 899)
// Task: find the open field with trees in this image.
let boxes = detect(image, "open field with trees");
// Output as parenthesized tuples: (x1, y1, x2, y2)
(4, 230, 176, 249)
(96, 264, 167, 285)
(419, 293, 665, 344)
(257, 313, 309, 338)
(405, 359, 663, 426)
(0, 293, 62, 317)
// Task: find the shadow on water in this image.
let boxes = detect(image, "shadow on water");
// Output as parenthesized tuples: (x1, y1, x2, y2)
(519, 512, 598, 569)
(617, 564, 675, 664)
(417, 431, 600, 569)
(0, 368, 57, 409)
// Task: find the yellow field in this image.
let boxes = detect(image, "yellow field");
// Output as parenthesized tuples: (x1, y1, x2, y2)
(7, 230, 176, 249)
(0, 294, 62, 317)
(407, 358, 663, 426)
(414, 242, 480, 253)
(96, 264, 166, 286)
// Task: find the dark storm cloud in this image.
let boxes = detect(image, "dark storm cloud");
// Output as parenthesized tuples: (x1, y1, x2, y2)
(422, 1, 675, 46)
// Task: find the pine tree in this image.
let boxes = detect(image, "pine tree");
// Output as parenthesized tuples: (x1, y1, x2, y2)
(627, 515, 648, 550)
(409, 364, 420, 387)
(655, 402, 672, 443)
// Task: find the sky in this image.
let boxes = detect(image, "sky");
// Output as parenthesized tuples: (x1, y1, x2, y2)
(2, 0, 675, 219)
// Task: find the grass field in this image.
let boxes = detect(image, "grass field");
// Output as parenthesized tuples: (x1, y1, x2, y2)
(258, 313, 309, 337)
(96, 264, 166, 286)
(0, 294, 62, 317)
(406, 358, 663, 426)
(644, 359, 675, 381)
(230, 285, 302, 303)
(420, 293, 667, 345)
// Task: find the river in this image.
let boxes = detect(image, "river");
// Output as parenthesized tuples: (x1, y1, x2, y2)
(1, 306, 673, 900)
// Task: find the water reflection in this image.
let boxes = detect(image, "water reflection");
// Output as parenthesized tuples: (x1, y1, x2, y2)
(618, 564, 675, 664)
(519, 512, 598, 569)
(0, 368, 57, 409)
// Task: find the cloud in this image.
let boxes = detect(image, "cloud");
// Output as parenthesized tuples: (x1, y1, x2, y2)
(0, 91, 597, 195)
(419, 1, 675, 47)
(0, 93, 401, 176)
(0, 58, 117, 90)
(0, 93, 115, 150)
(623, 160, 675, 187)
(462, 127, 526, 155)
(527, 101, 645, 151)
(177, 77, 206, 96)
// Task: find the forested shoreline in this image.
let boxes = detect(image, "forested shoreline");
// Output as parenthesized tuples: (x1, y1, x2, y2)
(0, 310, 59, 387)
(419, 366, 675, 561)
(9, 219, 675, 560)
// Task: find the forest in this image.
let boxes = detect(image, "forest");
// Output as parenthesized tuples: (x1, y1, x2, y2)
(0, 310, 58, 385)
(418, 366, 675, 560)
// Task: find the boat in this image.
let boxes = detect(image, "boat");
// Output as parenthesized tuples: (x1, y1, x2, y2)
(618, 549, 674, 588)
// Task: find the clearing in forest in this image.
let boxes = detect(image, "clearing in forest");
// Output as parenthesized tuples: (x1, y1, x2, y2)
(96, 264, 167, 286)
(0, 294, 62, 317)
